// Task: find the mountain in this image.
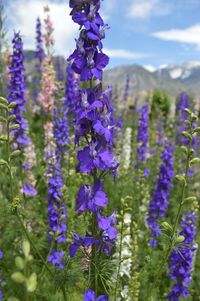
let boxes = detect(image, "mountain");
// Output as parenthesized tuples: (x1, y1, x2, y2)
(104, 61, 200, 99)
(23, 50, 200, 99)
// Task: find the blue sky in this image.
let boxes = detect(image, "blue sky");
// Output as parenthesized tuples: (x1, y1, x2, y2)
(4, 0, 200, 69)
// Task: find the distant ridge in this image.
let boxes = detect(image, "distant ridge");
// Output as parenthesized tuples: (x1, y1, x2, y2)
(24, 50, 200, 99)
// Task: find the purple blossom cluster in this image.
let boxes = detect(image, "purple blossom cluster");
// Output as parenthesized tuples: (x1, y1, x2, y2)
(46, 107, 68, 269)
(8, 32, 30, 147)
(34, 18, 45, 104)
(63, 63, 79, 115)
(168, 211, 197, 301)
(147, 141, 174, 247)
(84, 289, 108, 301)
(35, 17, 45, 72)
(137, 104, 149, 162)
(176, 92, 190, 146)
(68, 0, 118, 264)
(123, 74, 130, 104)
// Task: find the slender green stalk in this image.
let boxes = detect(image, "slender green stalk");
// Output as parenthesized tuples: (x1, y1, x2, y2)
(151, 118, 193, 290)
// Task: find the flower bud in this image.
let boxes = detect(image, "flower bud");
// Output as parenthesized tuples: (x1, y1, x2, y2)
(15, 256, 25, 270)
(22, 240, 30, 258)
(11, 272, 25, 283)
(8, 102, 17, 108)
(176, 235, 185, 243)
(26, 272, 37, 292)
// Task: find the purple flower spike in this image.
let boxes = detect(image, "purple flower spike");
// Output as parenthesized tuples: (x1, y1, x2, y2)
(137, 104, 149, 163)
(8, 32, 30, 148)
(168, 211, 197, 300)
(147, 140, 174, 246)
(68, 1, 119, 295)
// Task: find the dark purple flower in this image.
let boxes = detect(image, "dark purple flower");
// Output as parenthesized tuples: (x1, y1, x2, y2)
(23, 183, 37, 196)
(0, 291, 2, 300)
(137, 104, 149, 162)
(69, 233, 95, 258)
(35, 17, 45, 65)
(84, 289, 108, 301)
(168, 211, 197, 300)
(48, 249, 65, 270)
(0, 250, 3, 260)
(77, 145, 114, 173)
(76, 180, 108, 212)
(63, 63, 79, 115)
(47, 163, 67, 244)
(147, 140, 174, 247)
(8, 32, 30, 147)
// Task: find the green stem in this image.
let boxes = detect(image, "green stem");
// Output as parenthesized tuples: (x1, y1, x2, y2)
(152, 120, 193, 290)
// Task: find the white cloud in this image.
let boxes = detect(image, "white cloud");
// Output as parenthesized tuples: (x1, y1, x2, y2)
(152, 24, 200, 49)
(5, 0, 78, 56)
(128, 0, 170, 18)
(104, 48, 147, 60)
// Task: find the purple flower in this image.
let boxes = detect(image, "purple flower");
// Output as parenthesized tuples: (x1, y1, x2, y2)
(69, 233, 95, 258)
(123, 74, 130, 104)
(54, 108, 69, 155)
(147, 140, 174, 247)
(84, 289, 108, 301)
(168, 211, 197, 300)
(77, 145, 114, 173)
(76, 180, 108, 212)
(8, 32, 30, 147)
(0, 291, 2, 300)
(47, 163, 67, 244)
(35, 17, 45, 65)
(63, 63, 79, 115)
(137, 104, 149, 162)
(23, 183, 37, 196)
(48, 249, 65, 270)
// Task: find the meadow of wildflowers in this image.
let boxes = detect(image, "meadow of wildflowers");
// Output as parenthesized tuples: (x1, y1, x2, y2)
(1, 1, 200, 301)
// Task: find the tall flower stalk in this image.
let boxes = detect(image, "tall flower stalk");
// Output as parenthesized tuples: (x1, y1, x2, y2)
(168, 211, 197, 300)
(68, 0, 119, 297)
(34, 17, 44, 105)
(8, 32, 30, 148)
(147, 140, 174, 247)
(150, 109, 200, 295)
